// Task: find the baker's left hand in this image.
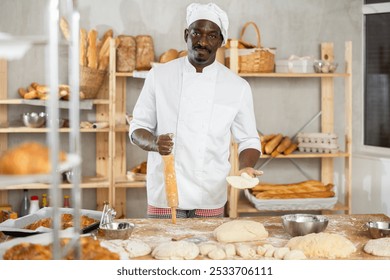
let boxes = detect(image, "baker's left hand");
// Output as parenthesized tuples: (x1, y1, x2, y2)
(237, 167, 263, 177)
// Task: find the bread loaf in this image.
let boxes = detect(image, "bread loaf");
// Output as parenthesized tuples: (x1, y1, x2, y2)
(255, 190, 335, 199)
(276, 136, 292, 153)
(98, 36, 111, 71)
(87, 29, 98, 69)
(265, 133, 283, 154)
(135, 35, 155, 70)
(79, 28, 88, 66)
(159, 49, 179, 63)
(116, 35, 136, 72)
(0, 142, 67, 175)
(283, 142, 298, 155)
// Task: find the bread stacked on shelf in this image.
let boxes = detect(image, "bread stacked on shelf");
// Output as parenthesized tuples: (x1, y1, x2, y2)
(249, 180, 335, 199)
(260, 133, 298, 157)
(17, 83, 76, 100)
(0, 142, 67, 175)
(158, 49, 187, 63)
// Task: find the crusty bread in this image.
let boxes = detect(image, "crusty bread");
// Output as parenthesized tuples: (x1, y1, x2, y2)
(0, 142, 67, 175)
(87, 29, 98, 69)
(265, 133, 283, 154)
(159, 49, 179, 63)
(79, 28, 88, 66)
(116, 35, 136, 72)
(283, 142, 298, 155)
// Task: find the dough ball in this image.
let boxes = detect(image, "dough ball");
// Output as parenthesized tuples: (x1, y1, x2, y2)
(273, 247, 290, 259)
(213, 220, 268, 242)
(364, 238, 390, 257)
(287, 232, 356, 259)
(151, 241, 199, 260)
(236, 244, 256, 259)
(256, 245, 267, 256)
(263, 244, 275, 258)
(224, 243, 236, 258)
(100, 240, 129, 260)
(283, 249, 307, 260)
(123, 238, 152, 258)
(199, 242, 218, 256)
(208, 248, 226, 260)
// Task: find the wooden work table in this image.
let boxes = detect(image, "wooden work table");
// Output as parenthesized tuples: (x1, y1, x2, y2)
(122, 213, 390, 260)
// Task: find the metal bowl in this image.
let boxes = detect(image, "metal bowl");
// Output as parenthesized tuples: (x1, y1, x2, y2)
(366, 221, 390, 239)
(282, 214, 329, 236)
(99, 222, 135, 240)
(22, 112, 46, 128)
(313, 60, 338, 73)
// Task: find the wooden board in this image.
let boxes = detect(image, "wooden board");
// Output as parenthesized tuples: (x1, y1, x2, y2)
(118, 214, 390, 260)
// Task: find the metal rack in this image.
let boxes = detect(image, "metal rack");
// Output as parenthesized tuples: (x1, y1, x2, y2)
(0, 0, 82, 259)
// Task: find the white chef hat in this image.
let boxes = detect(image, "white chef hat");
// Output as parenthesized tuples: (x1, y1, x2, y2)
(186, 2, 229, 46)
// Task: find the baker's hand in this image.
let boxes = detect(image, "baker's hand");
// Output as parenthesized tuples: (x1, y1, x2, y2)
(155, 133, 174, 155)
(238, 167, 263, 177)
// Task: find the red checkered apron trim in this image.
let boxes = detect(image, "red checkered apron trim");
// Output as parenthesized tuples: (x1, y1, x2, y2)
(147, 205, 224, 218)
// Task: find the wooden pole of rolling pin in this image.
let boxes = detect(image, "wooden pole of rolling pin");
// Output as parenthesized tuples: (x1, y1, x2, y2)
(162, 154, 178, 224)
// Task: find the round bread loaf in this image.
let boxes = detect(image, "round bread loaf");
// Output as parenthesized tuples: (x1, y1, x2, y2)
(159, 49, 179, 63)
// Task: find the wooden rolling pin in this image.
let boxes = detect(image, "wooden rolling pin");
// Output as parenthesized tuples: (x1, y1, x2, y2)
(162, 154, 178, 224)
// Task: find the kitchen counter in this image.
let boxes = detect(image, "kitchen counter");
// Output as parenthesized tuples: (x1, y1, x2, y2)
(122, 213, 390, 260)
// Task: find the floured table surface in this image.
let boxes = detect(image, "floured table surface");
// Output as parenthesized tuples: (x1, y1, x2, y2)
(120, 214, 390, 260)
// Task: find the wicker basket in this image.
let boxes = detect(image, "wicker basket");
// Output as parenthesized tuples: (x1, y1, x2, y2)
(230, 22, 275, 73)
(79, 65, 107, 99)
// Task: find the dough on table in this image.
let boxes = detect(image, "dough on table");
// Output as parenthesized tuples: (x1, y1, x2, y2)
(364, 238, 390, 257)
(236, 244, 256, 259)
(226, 172, 259, 189)
(213, 220, 268, 242)
(256, 245, 267, 256)
(273, 247, 290, 259)
(100, 238, 151, 259)
(263, 244, 275, 258)
(224, 243, 236, 258)
(208, 247, 226, 260)
(199, 242, 218, 256)
(123, 238, 152, 258)
(287, 232, 356, 259)
(283, 249, 306, 260)
(151, 241, 199, 260)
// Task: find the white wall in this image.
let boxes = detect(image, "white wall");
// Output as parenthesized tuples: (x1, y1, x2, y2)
(1, 0, 388, 217)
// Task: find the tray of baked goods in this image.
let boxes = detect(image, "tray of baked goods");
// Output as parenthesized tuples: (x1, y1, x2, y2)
(244, 180, 338, 211)
(0, 207, 101, 237)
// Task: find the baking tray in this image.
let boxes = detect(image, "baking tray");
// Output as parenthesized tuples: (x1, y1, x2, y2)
(0, 207, 101, 237)
(244, 189, 338, 211)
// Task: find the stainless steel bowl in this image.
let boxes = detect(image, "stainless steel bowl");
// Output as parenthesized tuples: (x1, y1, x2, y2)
(313, 60, 338, 73)
(366, 221, 390, 239)
(282, 214, 329, 236)
(99, 222, 135, 240)
(22, 112, 47, 128)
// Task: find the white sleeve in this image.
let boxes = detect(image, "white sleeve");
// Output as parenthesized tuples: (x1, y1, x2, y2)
(129, 69, 157, 144)
(231, 82, 261, 154)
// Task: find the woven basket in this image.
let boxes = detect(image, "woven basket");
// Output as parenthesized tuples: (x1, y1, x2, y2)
(79, 65, 107, 99)
(235, 22, 275, 73)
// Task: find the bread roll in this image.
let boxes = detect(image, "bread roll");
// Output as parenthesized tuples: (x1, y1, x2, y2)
(265, 133, 283, 154)
(159, 49, 179, 63)
(276, 136, 292, 153)
(18, 87, 27, 98)
(116, 35, 136, 72)
(283, 143, 298, 155)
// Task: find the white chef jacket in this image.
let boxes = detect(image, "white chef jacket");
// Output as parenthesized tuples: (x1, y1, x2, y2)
(129, 57, 260, 209)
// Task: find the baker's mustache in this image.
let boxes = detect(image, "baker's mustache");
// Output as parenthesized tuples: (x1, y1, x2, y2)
(193, 45, 211, 52)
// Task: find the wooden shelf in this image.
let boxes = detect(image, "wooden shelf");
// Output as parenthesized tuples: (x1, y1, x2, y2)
(260, 151, 350, 159)
(0, 127, 110, 133)
(239, 72, 350, 78)
(0, 176, 110, 190)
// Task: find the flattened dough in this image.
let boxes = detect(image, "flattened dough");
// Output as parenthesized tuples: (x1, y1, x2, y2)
(151, 241, 199, 260)
(364, 238, 390, 257)
(213, 220, 268, 242)
(287, 232, 356, 259)
(226, 172, 259, 189)
(123, 238, 152, 258)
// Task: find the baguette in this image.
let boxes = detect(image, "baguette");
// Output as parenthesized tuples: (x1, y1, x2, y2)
(265, 133, 283, 154)
(276, 136, 292, 153)
(251, 180, 325, 191)
(98, 36, 111, 70)
(87, 29, 98, 69)
(260, 134, 276, 143)
(283, 142, 298, 155)
(60, 17, 70, 41)
(79, 28, 88, 66)
(252, 184, 333, 195)
(255, 190, 335, 199)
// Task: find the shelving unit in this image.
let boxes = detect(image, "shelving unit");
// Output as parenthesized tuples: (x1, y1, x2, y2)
(227, 41, 352, 218)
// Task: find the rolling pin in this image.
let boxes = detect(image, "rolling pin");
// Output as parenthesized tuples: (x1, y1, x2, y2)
(162, 154, 178, 224)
